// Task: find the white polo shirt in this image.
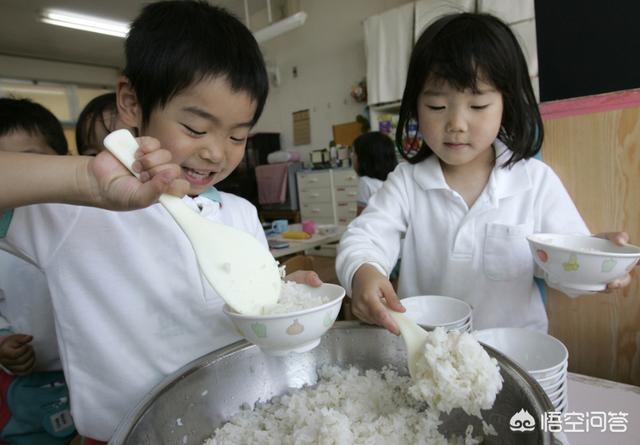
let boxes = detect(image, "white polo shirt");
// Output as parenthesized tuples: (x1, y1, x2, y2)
(0, 190, 266, 441)
(336, 141, 589, 332)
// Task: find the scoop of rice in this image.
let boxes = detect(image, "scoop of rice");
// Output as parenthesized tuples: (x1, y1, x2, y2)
(204, 365, 490, 445)
(260, 281, 332, 315)
(408, 327, 503, 417)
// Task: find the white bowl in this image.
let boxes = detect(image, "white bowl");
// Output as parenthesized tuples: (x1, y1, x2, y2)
(472, 328, 568, 375)
(223, 283, 345, 356)
(317, 224, 338, 236)
(541, 374, 566, 393)
(536, 364, 567, 386)
(546, 381, 566, 400)
(529, 358, 568, 379)
(402, 295, 472, 328)
(527, 233, 640, 294)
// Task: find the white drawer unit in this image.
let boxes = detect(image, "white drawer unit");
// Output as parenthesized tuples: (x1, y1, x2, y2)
(296, 168, 359, 225)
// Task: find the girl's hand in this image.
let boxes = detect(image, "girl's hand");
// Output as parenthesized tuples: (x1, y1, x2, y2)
(285, 270, 323, 287)
(88, 136, 189, 210)
(0, 334, 35, 376)
(595, 232, 635, 291)
(351, 264, 404, 335)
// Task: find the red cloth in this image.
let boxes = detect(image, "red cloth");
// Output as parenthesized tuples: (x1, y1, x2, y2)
(83, 438, 106, 445)
(255, 163, 289, 205)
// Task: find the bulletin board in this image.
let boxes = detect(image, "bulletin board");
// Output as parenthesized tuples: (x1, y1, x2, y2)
(332, 121, 363, 147)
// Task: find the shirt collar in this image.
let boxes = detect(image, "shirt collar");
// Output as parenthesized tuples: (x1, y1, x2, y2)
(199, 187, 223, 204)
(413, 139, 532, 201)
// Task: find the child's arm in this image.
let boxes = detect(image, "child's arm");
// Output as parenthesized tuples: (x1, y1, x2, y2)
(0, 137, 188, 211)
(0, 333, 34, 376)
(350, 264, 404, 335)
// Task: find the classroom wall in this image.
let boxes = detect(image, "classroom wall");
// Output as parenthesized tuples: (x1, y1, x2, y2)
(0, 54, 119, 87)
(252, 0, 412, 163)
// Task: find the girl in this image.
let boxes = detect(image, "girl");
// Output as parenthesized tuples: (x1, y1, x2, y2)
(336, 13, 632, 335)
(351, 131, 398, 215)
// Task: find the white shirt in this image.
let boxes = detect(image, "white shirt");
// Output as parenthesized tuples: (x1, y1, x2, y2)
(336, 141, 589, 332)
(0, 251, 61, 371)
(0, 192, 266, 440)
(357, 176, 384, 206)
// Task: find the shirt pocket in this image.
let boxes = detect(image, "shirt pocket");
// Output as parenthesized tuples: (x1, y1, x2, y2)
(483, 221, 534, 281)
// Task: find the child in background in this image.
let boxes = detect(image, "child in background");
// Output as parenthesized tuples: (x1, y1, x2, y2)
(336, 13, 632, 336)
(0, 98, 76, 445)
(0, 2, 319, 443)
(75, 93, 127, 156)
(351, 131, 398, 215)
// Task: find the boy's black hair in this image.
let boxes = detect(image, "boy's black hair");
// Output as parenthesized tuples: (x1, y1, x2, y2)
(75, 92, 117, 155)
(396, 13, 542, 167)
(0, 97, 68, 155)
(353, 131, 398, 181)
(124, 0, 269, 127)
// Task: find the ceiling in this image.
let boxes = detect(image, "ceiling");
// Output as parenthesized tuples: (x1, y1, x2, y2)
(0, 0, 276, 69)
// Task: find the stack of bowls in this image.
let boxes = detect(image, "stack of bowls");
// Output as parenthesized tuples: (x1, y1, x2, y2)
(473, 328, 569, 412)
(401, 295, 472, 333)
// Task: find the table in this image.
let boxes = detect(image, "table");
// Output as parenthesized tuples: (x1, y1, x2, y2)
(268, 224, 346, 259)
(555, 373, 640, 444)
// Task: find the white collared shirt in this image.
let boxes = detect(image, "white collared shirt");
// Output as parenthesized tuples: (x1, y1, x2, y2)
(336, 141, 589, 332)
(0, 191, 266, 440)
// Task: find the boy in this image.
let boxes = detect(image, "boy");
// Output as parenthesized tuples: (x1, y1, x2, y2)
(0, 98, 75, 444)
(1, 2, 320, 442)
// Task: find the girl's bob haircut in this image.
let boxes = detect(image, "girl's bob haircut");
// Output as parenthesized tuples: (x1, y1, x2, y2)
(396, 13, 542, 167)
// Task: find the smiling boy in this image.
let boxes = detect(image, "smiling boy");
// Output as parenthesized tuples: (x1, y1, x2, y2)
(0, 1, 319, 442)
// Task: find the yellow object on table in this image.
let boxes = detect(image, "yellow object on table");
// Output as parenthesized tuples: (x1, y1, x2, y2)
(281, 231, 312, 240)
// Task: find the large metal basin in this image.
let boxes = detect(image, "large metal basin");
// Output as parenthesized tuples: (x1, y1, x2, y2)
(110, 322, 554, 444)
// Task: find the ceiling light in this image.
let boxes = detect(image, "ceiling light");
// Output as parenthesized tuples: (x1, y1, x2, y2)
(253, 12, 307, 43)
(41, 9, 129, 38)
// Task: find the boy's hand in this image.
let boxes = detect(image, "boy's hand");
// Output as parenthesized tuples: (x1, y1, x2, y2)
(285, 270, 322, 287)
(595, 232, 636, 291)
(351, 264, 404, 335)
(88, 136, 189, 210)
(0, 334, 35, 376)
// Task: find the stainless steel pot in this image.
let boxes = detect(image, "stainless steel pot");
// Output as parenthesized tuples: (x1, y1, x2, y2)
(110, 322, 555, 444)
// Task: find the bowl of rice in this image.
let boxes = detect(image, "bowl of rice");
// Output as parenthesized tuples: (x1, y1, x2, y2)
(111, 323, 554, 445)
(223, 282, 345, 356)
(527, 233, 640, 295)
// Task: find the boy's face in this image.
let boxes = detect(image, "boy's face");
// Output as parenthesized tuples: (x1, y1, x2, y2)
(141, 76, 256, 196)
(0, 130, 57, 155)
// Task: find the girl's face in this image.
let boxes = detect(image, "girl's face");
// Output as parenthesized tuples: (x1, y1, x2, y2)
(417, 77, 503, 172)
(140, 76, 256, 196)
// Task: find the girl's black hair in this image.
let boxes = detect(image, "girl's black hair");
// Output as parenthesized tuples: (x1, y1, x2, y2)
(0, 97, 68, 155)
(353, 131, 398, 180)
(75, 92, 117, 155)
(396, 13, 542, 167)
(124, 0, 269, 127)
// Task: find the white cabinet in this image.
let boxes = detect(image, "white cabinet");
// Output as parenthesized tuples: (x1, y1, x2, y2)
(297, 169, 359, 225)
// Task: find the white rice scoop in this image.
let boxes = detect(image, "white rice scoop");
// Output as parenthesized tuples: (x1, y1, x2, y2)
(385, 306, 429, 379)
(103, 129, 281, 315)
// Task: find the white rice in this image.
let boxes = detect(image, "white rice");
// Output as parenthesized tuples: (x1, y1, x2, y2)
(204, 365, 488, 445)
(260, 281, 332, 315)
(408, 327, 503, 417)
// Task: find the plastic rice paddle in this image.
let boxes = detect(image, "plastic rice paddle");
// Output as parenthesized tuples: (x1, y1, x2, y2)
(104, 129, 281, 315)
(385, 307, 429, 379)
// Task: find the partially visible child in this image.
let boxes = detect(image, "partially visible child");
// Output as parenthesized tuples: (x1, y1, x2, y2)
(336, 13, 633, 336)
(0, 98, 75, 444)
(75, 92, 128, 156)
(351, 131, 398, 215)
(0, 2, 319, 443)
